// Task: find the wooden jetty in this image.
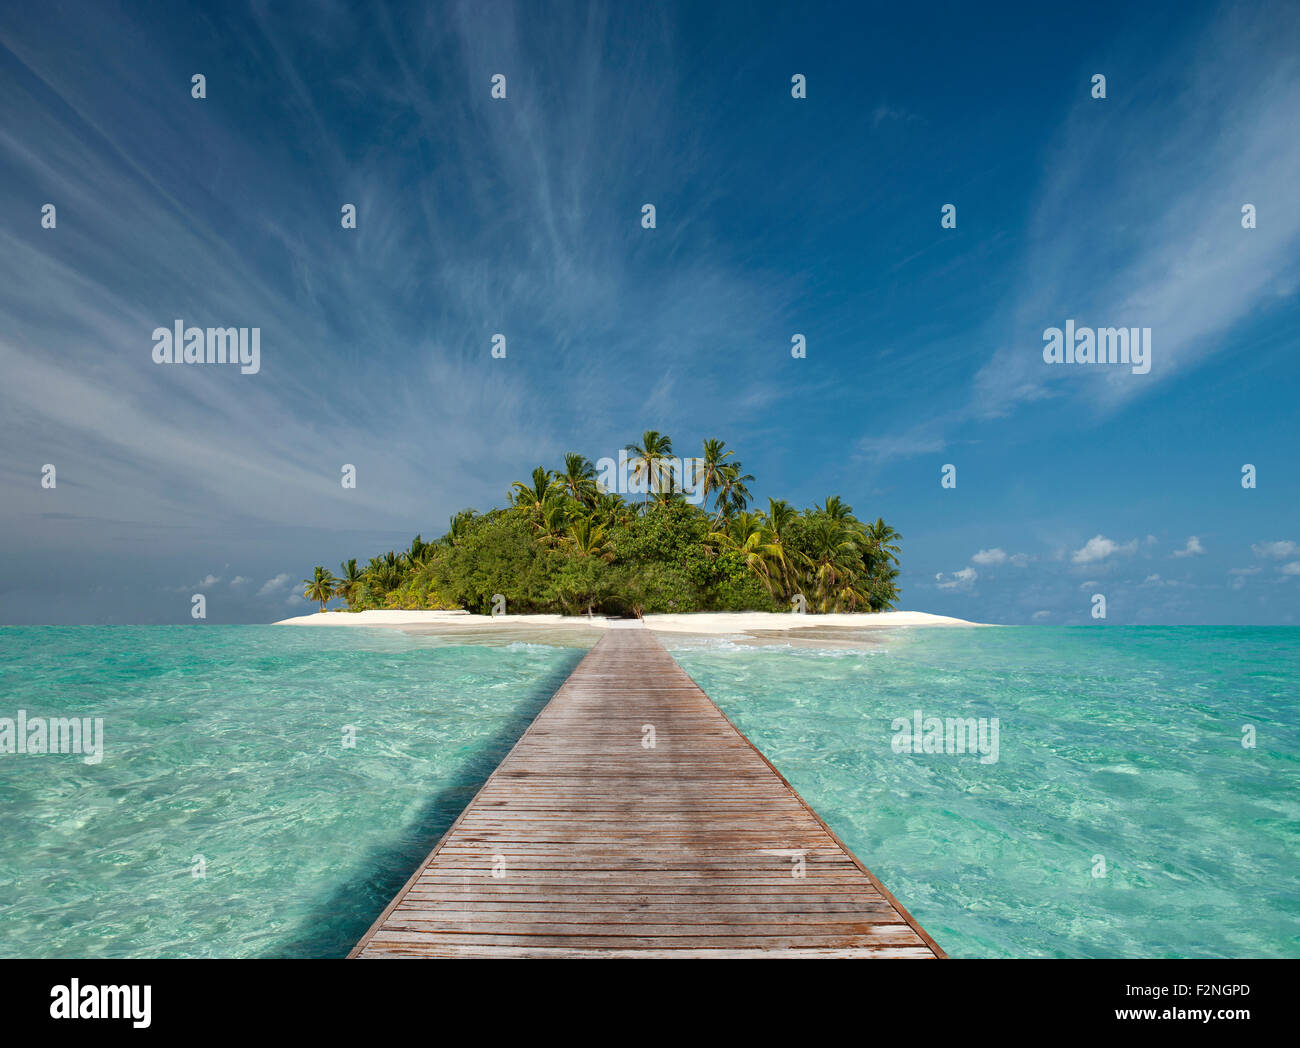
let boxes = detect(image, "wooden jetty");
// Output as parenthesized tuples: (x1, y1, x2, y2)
(351, 626, 944, 958)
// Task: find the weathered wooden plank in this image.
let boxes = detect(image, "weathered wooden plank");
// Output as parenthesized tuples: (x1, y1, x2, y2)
(392, 901, 901, 913)
(351, 627, 943, 958)
(383, 913, 914, 929)
(363, 929, 926, 948)
(360, 944, 938, 959)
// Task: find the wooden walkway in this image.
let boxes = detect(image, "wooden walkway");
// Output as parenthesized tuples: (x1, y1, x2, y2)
(351, 627, 944, 958)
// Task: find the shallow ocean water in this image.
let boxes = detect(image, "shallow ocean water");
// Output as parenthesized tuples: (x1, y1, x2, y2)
(668, 625, 1300, 958)
(0, 625, 583, 958)
(0, 624, 1295, 957)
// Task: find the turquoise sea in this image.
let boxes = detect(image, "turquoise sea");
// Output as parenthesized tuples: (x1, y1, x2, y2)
(0, 625, 1295, 958)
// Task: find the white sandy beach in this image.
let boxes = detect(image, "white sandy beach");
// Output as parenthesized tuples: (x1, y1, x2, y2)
(272, 609, 986, 633)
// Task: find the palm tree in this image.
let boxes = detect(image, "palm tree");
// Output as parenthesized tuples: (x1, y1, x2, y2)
(653, 463, 687, 506)
(510, 466, 561, 521)
(709, 511, 781, 593)
(303, 566, 338, 612)
(864, 559, 901, 610)
(800, 516, 867, 612)
(864, 517, 902, 564)
(694, 439, 736, 508)
(856, 517, 902, 610)
(626, 430, 674, 509)
(335, 559, 363, 609)
(590, 491, 631, 529)
(539, 499, 571, 548)
(819, 495, 857, 522)
(558, 453, 599, 506)
(760, 498, 798, 596)
(406, 534, 433, 568)
(567, 517, 610, 558)
(364, 552, 404, 596)
(764, 498, 798, 536)
(714, 462, 755, 522)
(443, 509, 477, 547)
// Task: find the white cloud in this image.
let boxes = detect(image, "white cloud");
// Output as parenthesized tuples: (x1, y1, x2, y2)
(1172, 536, 1205, 558)
(175, 573, 222, 593)
(854, 7, 1300, 469)
(229, 576, 248, 586)
(1031, 610, 1051, 622)
(855, 432, 946, 465)
(1252, 540, 1297, 559)
(971, 548, 1007, 565)
(935, 566, 977, 591)
(258, 572, 292, 597)
(1072, 535, 1138, 564)
(1281, 562, 1300, 576)
(0, 2, 796, 559)
(870, 103, 915, 128)
(1009, 553, 1032, 567)
(970, 6, 1300, 421)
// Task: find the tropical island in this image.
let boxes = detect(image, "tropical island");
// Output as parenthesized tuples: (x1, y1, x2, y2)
(300, 432, 903, 617)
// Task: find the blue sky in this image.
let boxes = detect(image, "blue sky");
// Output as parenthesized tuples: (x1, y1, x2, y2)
(1, 0, 1297, 624)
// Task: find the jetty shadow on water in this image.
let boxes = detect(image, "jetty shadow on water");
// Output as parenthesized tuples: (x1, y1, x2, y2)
(266, 652, 585, 958)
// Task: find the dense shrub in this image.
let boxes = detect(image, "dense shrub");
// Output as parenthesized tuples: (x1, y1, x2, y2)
(306, 433, 902, 617)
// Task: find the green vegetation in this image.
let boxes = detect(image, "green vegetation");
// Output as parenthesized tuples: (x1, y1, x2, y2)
(303, 433, 902, 616)
(302, 565, 338, 612)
